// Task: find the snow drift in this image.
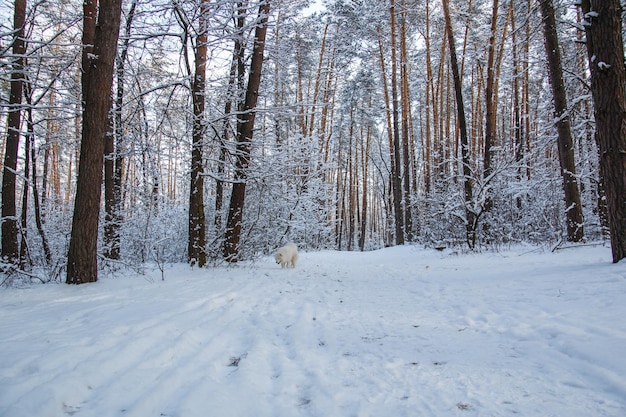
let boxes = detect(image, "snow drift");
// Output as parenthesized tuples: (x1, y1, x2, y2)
(1, 244, 625, 416)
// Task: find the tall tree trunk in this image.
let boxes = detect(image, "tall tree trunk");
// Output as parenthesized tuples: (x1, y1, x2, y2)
(43, 1, 66, 213)
(216, 40, 240, 233)
(523, 0, 532, 181)
(224, 0, 271, 262)
(335, 129, 344, 249)
(442, 0, 476, 249)
(580, 0, 626, 262)
(81, 0, 97, 101)
(19, 106, 31, 269)
(576, 7, 608, 234)
(188, 0, 210, 267)
(104, 0, 137, 261)
(2, 0, 27, 264)
(308, 23, 329, 139)
(32, 144, 52, 266)
(23, 82, 52, 265)
(434, 38, 447, 179)
(377, 26, 396, 212)
(217, 1, 246, 238)
(104, 110, 118, 260)
(483, 0, 498, 182)
(389, 0, 404, 245)
(511, 4, 523, 207)
(399, 0, 413, 241)
(359, 123, 371, 251)
(320, 37, 337, 170)
(67, 0, 122, 284)
(423, 0, 433, 195)
(347, 108, 355, 251)
(539, 0, 584, 242)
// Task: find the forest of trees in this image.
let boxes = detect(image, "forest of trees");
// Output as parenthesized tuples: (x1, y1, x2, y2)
(1, 0, 625, 284)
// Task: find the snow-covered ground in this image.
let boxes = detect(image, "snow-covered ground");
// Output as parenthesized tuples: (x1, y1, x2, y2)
(1, 244, 625, 417)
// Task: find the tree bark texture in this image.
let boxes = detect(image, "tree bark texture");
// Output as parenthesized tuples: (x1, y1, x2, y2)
(19, 106, 32, 268)
(224, 0, 271, 262)
(81, 0, 97, 100)
(67, 0, 122, 284)
(399, 1, 413, 242)
(539, 0, 584, 242)
(442, 0, 476, 249)
(2, 0, 27, 264)
(580, 0, 626, 262)
(188, 0, 210, 267)
(423, 0, 433, 195)
(483, 0, 498, 182)
(105, 0, 137, 261)
(376, 27, 397, 240)
(388, 0, 405, 245)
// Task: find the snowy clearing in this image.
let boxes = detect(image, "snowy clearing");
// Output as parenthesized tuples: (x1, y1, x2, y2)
(1, 244, 625, 417)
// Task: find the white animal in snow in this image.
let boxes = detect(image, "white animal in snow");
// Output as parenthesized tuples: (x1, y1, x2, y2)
(274, 242, 299, 269)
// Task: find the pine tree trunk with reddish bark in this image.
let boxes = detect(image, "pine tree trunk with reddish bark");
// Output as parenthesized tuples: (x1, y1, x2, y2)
(2, 0, 27, 264)
(67, 0, 122, 284)
(188, 0, 210, 267)
(540, 0, 584, 242)
(224, 1, 271, 262)
(580, 0, 626, 263)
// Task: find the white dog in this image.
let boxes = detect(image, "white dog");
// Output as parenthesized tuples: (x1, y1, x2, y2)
(274, 242, 299, 268)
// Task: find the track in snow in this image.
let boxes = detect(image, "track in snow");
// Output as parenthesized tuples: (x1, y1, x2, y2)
(1, 245, 625, 417)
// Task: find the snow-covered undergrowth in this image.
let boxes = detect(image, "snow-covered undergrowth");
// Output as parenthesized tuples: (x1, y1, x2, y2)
(1, 244, 625, 417)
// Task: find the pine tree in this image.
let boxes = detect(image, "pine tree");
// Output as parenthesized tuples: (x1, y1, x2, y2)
(539, 0, 584, 242)
(188, 0, 210, 267)
(224, 0, 272, 261)
(580, 0, 626, 262)
(67, 0, 123, 284)
(2, 0, 27, 265)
